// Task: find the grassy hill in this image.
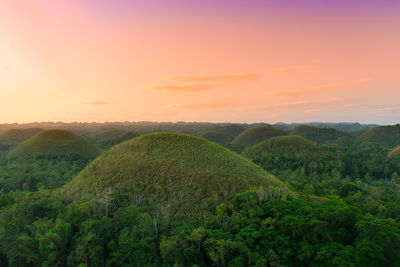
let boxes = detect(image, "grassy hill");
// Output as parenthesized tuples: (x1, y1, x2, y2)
(63, 132, 284, 220)
(0, 128, 43, 150)
(242, 135, 323, 170)
(357, 125, 400, 147)
(7, 129, 101, 159)
(243, 135, 320, 160)
(232, 126, 288, 147)
(204, 124, 246, 138)
(291, 126, 348, 143)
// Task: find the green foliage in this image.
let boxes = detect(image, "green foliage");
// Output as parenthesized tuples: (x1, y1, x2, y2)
(0, 128, 43, 151)
(292, 126, 349, 143)
(204, 124, 246, 138)
(201, 132, 233, 146)
(232, 126, 288, 147)
(101, 131, 141, 149)
(0, 155, 88, 192)
(7, 130, 101, 160)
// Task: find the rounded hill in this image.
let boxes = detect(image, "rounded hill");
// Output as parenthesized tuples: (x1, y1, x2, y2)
(291, 126, 348, 143)
(64, 133, 283, 219)
(357, 125, 400, 147)
(242, 135, 321, 161)
(7, 129, 101, 159)
(232, 126, 287, 147)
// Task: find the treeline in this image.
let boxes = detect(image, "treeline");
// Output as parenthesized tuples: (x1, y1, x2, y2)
(0, 187, 399, 266)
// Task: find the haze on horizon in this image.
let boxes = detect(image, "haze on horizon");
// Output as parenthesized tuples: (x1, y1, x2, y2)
(0, 0, 399, 124)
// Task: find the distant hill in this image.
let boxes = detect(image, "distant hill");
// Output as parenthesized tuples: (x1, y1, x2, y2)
(242, 135, 321, 162)
(0, 128, 43, 150)
(273, 122, 377, 132)
(200, 132, 232, 146)
(204, 124, 246, 138)
(291, 126, 349, 143)
(357, 125, 400, 147)
(232, 126, 288, 147)
(7, 129, 101, 159)
(63, 133, 283, 221)
(89, 129, 127, 143)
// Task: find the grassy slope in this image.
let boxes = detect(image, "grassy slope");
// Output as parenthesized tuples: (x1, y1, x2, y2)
(64, 133, 283, 219)
(7, 129, 101, 159)
(232, 126, 288, 147)
(358, 125, 400, 147)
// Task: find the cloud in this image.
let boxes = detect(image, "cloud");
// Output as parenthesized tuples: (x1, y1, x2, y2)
(265, 78, 370, 98)
(0, 66, 10, 71)
(267, 66, 319, 73)
(165, 99, 238, 110)
(243, 98, 344, 111)
(152, 83, 213, 92)
(163, 73, 258, 83)
(83, 101, 110, 105)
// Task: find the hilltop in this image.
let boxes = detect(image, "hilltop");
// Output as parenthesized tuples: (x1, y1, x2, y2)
(7, 129, 101, 159)
(63, 132, 283, 220)
(232, 126, 288, 147)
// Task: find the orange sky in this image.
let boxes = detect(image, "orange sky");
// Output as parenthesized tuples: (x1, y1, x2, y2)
(0, 0, 399, 124)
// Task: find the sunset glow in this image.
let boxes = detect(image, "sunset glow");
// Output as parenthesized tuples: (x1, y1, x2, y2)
(1, 0, 399, 124)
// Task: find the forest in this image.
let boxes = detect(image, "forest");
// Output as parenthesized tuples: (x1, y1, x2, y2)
(0, 122, 399, 266)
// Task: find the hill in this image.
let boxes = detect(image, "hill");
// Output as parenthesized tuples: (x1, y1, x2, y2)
(7, 129, 101, 159)
(63, 132, 283, 220)
(291, 126, 348, 143)
(0, 128, 43, 150)
(273, 122, 377, 132)
(89, 129, 127, 143)
(204, 124, 246, 138)
(232, 126, 288, 147)
(357, 124, 400, 147)
(200, 131, 232, 146)
(243, 135, 321, 161)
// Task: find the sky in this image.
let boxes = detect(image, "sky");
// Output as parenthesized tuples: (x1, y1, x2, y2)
(0, 0, 399, 124)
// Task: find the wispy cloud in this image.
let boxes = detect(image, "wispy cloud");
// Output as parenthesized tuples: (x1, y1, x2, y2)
(267, 66, 319, 73)
(243, 98, 344, 111)
(152, 83, 213, 92)
(0, 66, 10, 71)
(83, 101, 110, 105)
(265, 78, 370, 98)
(163, 73, 258, 83)
(165, 99, 238, 110)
